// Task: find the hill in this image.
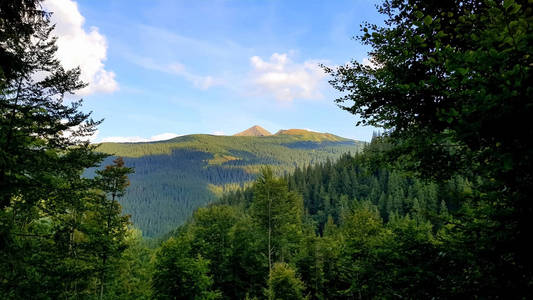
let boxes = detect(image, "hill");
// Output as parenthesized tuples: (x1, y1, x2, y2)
(275, 128, 346, 142)
(95, 128, 365, 236)
(234, 125, 272, 136)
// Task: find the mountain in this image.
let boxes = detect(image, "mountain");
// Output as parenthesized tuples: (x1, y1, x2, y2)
(234, 125, 272, 136)
(95, 127, 365, 237)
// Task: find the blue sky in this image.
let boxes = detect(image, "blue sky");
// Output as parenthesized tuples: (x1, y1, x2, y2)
(47, 0, 385, 142)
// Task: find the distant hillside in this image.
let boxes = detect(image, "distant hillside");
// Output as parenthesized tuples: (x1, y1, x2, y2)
(234, 125, 272, 136)
(95, 128, 365, 237)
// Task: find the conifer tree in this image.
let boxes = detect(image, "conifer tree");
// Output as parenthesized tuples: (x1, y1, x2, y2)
(251, 168, 303, 276)
(153, 235, 220, 300)
(93, 157, 133, 300)
(0, 1, 106, 297)
(266, 262, 305, 300)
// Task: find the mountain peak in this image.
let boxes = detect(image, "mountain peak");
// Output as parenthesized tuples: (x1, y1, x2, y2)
(234, 125, 272, 137)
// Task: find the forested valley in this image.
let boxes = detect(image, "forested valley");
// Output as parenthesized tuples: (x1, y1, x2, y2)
(1, 0, 531, 299)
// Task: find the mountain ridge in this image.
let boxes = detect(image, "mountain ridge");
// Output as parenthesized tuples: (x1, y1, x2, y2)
(97, 126, 352, 147)
(95, 128, 365, 236)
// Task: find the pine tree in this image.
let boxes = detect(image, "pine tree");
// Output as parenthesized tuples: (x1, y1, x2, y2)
(228, 216, 267, 299)
(189, 205, 239, 297)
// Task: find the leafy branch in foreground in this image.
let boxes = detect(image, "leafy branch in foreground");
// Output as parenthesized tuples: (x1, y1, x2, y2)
(324, 0, 532, 296)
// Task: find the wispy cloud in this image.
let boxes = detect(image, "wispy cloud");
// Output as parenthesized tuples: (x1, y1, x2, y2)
(43, 0, 118, 95)
(99, 132, 180, 143)
(248, 53, 327, 101)
(128, 56, 220, 90)
(166, 62, 219, 90)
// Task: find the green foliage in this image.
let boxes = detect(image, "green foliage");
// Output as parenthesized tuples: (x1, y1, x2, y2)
(0, 0, 42, 83)
(251, 168, 304, 271)
(334, 204, 444, 299)
(336, 202, 389, 298)
(325, 0, 533, 295)
(105, 228, 154, 300)
(293, 231, 324, 299)
(189, 205, 239, 298)
(152, 235, 221, 300)
(285, 149, 458, 233)
(153, 168, 306, 300)
(227, 216, 268, 299)
(0, 3, 146, 298)
(158, 147, 465, 299)
(326, 0, 532, 181)
(92, 157, 134, 300)
(0, 1, 115, 298)
(153, 0, 533, 293)
(266, 262, 306, 300)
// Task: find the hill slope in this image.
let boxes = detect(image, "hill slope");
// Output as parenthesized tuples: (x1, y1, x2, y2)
(95, 128, 365, 236)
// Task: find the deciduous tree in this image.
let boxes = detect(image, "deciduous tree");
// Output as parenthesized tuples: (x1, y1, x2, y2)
(325, 0, 533, 295)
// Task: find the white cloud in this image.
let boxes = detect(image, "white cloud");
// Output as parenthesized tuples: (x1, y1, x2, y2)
(43, 0, 118, 95)
(212, 131, 225, 136)
(249, 53, 327, 101)
(99, 132, 180, 143)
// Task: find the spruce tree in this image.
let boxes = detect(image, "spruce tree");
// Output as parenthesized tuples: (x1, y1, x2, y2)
(250, 168, 303, 277)
(93, 157, 133, 300)
(0, 1, 107, 297)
